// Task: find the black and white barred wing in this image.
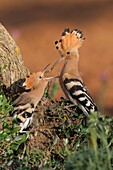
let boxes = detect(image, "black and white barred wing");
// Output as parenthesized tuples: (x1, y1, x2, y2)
(12, 93, 34, 116)
(11, 93, 35, 133)
(64, 78, 98, 117)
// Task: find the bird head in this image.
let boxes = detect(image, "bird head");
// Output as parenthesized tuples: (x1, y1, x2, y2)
(23, 63, 59, 90)
(54, 28, 85, 65)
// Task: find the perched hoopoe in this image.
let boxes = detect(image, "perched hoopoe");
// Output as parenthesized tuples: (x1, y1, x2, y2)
(12, 64, 58, 133)
(52, 28, 98, 117)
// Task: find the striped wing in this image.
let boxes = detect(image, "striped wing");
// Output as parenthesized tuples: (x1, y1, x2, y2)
(11, 93, 35, 133)
(64, 78, 98, 117)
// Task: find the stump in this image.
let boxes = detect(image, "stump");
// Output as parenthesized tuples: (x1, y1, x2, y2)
(0, 23, 30, 98)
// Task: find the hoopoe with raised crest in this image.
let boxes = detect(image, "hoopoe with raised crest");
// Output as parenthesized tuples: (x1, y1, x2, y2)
(11, 64, 58, 133)
(51, 28, 98, 117)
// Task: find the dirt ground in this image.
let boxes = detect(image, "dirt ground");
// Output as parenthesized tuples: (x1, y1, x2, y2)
(0, 0, 113, 115)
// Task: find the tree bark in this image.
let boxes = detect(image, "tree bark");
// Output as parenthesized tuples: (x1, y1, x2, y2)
(0, 23, 30, 99)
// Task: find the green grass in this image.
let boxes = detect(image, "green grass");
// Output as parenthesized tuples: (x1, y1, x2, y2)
(66, 113, 113, 170)
(0, 90, 113, 170)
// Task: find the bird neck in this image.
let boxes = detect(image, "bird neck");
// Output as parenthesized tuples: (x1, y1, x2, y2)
(31, 81, 48, 97)
(61, 55, 80, 79)
(36, 81, 47, 90)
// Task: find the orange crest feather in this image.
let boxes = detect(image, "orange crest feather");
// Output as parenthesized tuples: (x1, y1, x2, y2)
(55, 28, 85, 56)
(23, 73, 38, 90)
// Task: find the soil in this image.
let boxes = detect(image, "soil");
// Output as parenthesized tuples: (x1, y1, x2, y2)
(0, 0, 113, 115)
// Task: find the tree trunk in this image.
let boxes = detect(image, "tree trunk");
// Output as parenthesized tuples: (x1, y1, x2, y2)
(0, 23, 30, 99)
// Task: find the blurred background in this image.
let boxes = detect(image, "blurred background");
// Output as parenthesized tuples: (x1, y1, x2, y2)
(0, 0, 113, 115)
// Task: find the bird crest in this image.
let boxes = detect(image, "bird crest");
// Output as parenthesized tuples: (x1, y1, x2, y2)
(22, 63, 58, 90)
(23, 73, 38, 90)
(22, 63, 50, 90)
(55, 28, 85, 56)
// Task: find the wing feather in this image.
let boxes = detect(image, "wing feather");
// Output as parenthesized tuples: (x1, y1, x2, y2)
(64, 78, 98, 116)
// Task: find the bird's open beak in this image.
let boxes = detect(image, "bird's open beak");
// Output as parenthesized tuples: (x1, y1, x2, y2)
(45, 75, 60, 81)
(41, 63, 51, 77)
(42, 63, 60, 81)
(49, 56, 65, 72)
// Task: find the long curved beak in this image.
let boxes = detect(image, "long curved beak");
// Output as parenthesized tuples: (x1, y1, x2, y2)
(45, 75, 60, 81)
(48, 56, 65, 73)
(42, 63, 51, 76)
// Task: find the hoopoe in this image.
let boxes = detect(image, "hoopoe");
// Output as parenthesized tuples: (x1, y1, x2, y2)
(51, 28, 98, 117)
(11, 63, 58, 133)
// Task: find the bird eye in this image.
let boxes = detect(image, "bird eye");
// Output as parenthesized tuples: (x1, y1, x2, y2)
(67, 51, 70, 54)
(39, 76, 42, 79)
